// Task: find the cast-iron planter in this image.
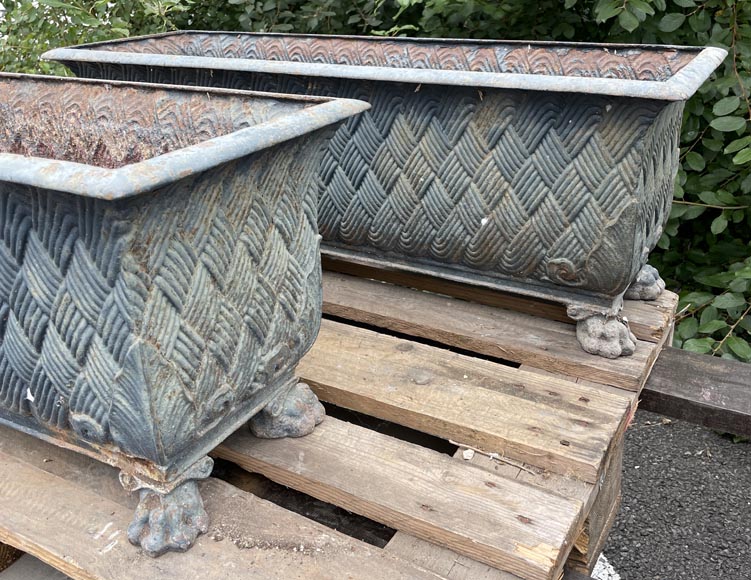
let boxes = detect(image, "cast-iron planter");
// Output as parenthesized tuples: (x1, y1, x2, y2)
(0, 73, 368, 555)
(44, 33, 726, 357)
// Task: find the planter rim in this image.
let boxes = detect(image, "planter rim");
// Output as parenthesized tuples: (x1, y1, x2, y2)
(42, 31, 728, 101)
(0, 72, 369, 200)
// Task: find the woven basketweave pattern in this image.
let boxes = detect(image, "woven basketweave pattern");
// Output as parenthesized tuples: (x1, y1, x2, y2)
(95, 33, 695, 81)
(0, 140, 322, 464)
(68, 43, 683, 299)
(318, 86, 680, 295)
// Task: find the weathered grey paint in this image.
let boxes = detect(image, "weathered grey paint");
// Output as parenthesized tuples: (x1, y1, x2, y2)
(43, 34, 725, 357)
(0, 72, 368, 555)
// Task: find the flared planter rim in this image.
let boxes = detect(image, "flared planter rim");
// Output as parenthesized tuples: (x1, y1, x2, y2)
(43, 31, 728, 102)
(0, 72, 370, 200)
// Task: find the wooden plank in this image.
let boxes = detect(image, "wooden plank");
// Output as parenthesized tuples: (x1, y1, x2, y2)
(322, 272, 658, 390)
(569, 446, 622, 571)
(301, 320, 631, 483)
(641, 347, 751, 436)
(623, 291, 678, 344)
(567, 493, 621, 576)
(322, 258, 677, 344)
(513, 367, 628, 574)
(563, 571, 594, 580)
(384, 448, 602, 580)
(0, 427, 444, 580)
(215, 416, 585, 580)
(384, 535, 520, 580)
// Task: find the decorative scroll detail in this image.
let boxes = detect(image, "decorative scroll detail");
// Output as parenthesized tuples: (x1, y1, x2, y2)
(546, 258, 585, 287)
(93, 33, 696, 81)
(0, 133, 324, 465)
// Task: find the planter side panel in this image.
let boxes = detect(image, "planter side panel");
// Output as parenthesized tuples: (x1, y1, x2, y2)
(0, 184, 159, 456)
(122, 139, 324, 467)
(634, 101, 684, 265)
(64, 61, 670, 299)
(0, 135, 325, 473)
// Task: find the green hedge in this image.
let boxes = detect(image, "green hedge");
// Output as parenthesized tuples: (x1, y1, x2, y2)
(2, 0, 750, 360)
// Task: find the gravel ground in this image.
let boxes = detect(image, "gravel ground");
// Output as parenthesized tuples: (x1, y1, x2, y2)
(604, 410, 751, 580)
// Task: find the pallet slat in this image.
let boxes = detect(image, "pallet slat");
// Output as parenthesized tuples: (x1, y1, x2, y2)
(384, 449, 592, 580)
(0, 427, 443, 580)
(215, 416, 585, 580)
(385, 534, 518, 580)
(641, 347, 751, 436)
(322, 259, 678, 344)
(322, 272, 659, 391)
(301, 320, 631, 483)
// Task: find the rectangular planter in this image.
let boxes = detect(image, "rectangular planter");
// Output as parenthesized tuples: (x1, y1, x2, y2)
(0, 72, 368, 555)
(44, 33, 726, 357)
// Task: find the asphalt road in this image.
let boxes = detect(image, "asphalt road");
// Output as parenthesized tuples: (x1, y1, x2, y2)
(604, 410, 751, 580)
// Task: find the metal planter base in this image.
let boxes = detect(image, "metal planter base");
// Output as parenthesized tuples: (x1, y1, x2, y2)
(124, 377, 324, 557)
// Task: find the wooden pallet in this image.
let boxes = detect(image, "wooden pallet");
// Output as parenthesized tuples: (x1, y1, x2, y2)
(0, 265, 677, 580)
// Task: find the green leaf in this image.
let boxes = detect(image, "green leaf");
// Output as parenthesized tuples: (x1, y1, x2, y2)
(712, 96, 741, 116)
(702, 138, 723, 152)
(564, 0, 578, 8)
(727, 336, 751, 361)
(700, 306, 719, 326)
(658, 12, 685, 32)
(732, 147, 751, 165)
(725, 136, 751, 154)
(729, 278, 749, 293)
(680, 291, 715, 308)
(711, 214, 728, 234)
(740, 317, 751, 333)
(677, 317, 699, 340)
(742, 173, 751, 194)
(710, 116, 747, 132)
(629, 0, 655, 16)
(712, 293, 747, 309)
(672, 0, 695, 6)
(683, 337, 715, 353)
(716, 190, 737, 205)
(685, 151, 706, 171)
(697, 319, 727, 334)
(595, 0, 623, 21)
(688, 10, 710, 32)
(38, 0, 85, 10)
(735, 267, 751, 279)
(697, 190, 722, 205)
(695, 272, 734, 288)
(618, 9, 640, 31)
